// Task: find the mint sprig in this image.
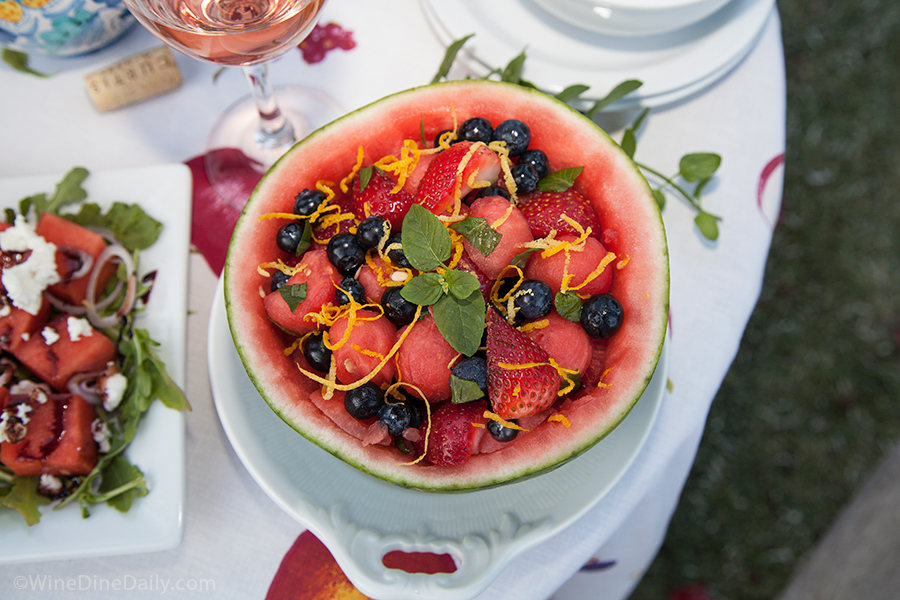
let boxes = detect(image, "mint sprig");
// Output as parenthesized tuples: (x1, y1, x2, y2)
(450, 374, 485, 404)
(279, 283, 308, 313)
(537, 167, 584, 193)
(397, 206, 486, 355)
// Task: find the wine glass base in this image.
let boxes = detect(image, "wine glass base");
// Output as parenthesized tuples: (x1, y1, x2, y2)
(205, 85, 343, 210)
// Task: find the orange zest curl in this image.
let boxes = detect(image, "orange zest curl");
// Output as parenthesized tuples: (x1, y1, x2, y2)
(483, 411, 529, 432)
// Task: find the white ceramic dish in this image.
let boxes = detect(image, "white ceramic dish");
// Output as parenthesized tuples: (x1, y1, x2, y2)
(209, 278, 667, 600)
(531, 0, 732, 37)
(421, 0, 774, 109)
(0, 164, 191, 564)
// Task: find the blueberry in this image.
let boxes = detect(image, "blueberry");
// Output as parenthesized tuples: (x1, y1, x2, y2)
(433, 129, 457, 148)
(474, 185, 510, 201)
(356, 216, 390, 250)
(450, 357, 488, 391)
(276, 221, 306, 255)
(518, 149, 550, 179)
(512, 279, 553, 320)
(580, 294, 625, 339)
(511, 163, 540, 195)
(293, 188, 326, 216)
(488, 418, 519, 443)
(492, 119, 531, 156)
(326, 232, 365, 276)
(458, 117, 493, 144)
(270, 270, 290, 292)
(378, 401, 417, 436)
(302, 331, 331, 372)
(385, 235, 412, 270)
(381, 286, 418, 327)
(344, 383, 385, 420)
(336, 277, 366, 305)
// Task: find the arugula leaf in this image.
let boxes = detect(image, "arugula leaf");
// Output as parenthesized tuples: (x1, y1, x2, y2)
(443, 268, 480, 300)
(0, 476, 48, 526)
(432, 33, 474, 83)
(20, 167, 89, 216)
(450, 375, 485, 404)
(279, 283, 308, 313)
(537, 167, 584, 193)
(97, 455, 148, 513)
(67, 201, 164, 251)
(401, 273, 445, 306)
(401, 204, 452, 271)
(2, 48, 52, 78)
(555, 290, 583, 322)
(450, 217, 501, 257)
(432, 290, 485, 356)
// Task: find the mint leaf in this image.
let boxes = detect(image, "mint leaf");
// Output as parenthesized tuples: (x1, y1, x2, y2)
(279, 283, 308, 313)
(450, 217, 501, 257)
(358, 165, 374, 192)
(401, 273, 445, 306)
(67, 201, 163, 251)
(554, 290, 583, 322)
(509, 249, 534, 270)
(432, 33, 474, 83)
(401, 204, 452, 271)
(587, 79, 643, 117)
(537, 167, 584, 193)
(652, 188, 666, 209)
(555, 84, 590, 103)
(694, 211, 721, 241)
(450, 374, 485, 404)
(2, 48, 51, 78)
(433, 291, 486, 356)
(501, 50, 527, 84)
(680, 153, 721, 182)
(444, 268, 480, 300)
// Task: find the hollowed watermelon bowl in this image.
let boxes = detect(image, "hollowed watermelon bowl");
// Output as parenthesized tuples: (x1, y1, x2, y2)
(223, 79, 669, 493)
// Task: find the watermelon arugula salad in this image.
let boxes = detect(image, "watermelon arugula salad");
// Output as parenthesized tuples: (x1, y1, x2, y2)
(225, 80, 668, 491)
(0, 168, 189, 525)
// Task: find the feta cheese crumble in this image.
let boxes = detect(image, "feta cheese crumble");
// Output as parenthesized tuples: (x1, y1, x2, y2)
(41, 325, 60, 346)
(39, 474, 64, 495)
(0, 215, 60, 315)
(102, 372, 128, 412)
(91, 418, 111, 453)
(67, 316, 94, 342)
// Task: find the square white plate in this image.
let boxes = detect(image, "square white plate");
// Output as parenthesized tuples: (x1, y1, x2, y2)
(0, 164, 191, 564)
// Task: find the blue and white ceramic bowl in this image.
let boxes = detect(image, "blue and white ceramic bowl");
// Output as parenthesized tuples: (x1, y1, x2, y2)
(0, 0, 135, 56)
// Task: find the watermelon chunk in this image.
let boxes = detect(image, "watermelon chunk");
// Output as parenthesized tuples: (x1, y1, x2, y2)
(35, 212, 116, 306)
(0, 392, 99, 477)
(263, 248, 342, 335)
(13, 314, 117, 391)
(0, 295, 52, 352)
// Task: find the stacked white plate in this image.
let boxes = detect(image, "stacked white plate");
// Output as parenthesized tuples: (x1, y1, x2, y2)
(420, 0, 776, 109)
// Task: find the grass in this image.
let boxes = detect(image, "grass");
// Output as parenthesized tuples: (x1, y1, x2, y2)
(630, 0, 900, 598)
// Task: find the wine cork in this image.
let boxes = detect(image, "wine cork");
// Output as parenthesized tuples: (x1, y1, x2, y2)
(84, 46, 183, 113)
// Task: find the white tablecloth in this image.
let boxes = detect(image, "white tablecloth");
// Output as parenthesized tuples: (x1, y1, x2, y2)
(0, 1, 785, 598)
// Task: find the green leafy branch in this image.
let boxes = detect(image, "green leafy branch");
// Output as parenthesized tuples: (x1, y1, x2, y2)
(431, 35, 724, 241)
(1, 48, 52, 78)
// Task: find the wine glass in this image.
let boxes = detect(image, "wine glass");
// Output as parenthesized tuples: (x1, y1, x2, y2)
(121, 0, 340, 208)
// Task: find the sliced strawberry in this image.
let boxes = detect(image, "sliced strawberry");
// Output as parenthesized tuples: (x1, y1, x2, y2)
(518, 188, 602, 239)
(422, 399, 489, 466)
(352, 168, 413, 229)
(486, 309, 559, 419)
(312, 191, 358, 241)
(414, 141, 501, 215)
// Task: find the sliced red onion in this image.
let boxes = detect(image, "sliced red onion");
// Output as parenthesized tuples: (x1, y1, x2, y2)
(0, 359, 15, 387)
(58, 245, 94, 282)
(67, 372, 104, 405)
(84, 243, 137, 329)
(45, 292, 88, 315)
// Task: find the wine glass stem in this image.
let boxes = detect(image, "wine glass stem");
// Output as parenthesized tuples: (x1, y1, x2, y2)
(242, 63, 296, 151)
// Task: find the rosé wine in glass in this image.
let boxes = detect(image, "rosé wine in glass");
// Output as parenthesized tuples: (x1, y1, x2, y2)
(122, 0, 339, 208)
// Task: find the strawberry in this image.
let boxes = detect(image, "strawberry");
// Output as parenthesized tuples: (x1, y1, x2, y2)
(422, 399, 489, 466)
(518, 188, 602, 239)
(352, 168, 413, 229)
(486, 309, 559, 419)
(414, 141, 501, 214)
(312, 191, 357, 241)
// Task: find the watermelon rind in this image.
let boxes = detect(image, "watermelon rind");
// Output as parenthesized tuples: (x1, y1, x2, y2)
(224, 80, 669, 492)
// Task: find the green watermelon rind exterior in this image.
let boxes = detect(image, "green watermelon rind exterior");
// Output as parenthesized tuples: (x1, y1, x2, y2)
(224, 80, 669, 492)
